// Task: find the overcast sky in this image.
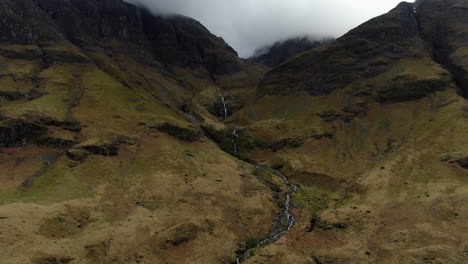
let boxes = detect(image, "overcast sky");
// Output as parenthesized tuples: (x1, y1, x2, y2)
(126, 0, 414, 58)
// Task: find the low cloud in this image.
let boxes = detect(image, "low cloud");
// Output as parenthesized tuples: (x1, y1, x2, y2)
(126, 0, 413, 58)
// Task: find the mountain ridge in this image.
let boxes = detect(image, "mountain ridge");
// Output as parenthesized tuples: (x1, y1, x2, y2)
(0, 0, 243, 75)
(250, 36, 334, 68)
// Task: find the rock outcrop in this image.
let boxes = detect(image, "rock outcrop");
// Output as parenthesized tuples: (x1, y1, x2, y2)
(416, 0, 468, 97)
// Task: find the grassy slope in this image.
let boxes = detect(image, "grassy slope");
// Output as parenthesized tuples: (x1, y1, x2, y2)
(226, 1, 468, 263)
(0, 40, 276, 264)
(237, 88, 467, 264)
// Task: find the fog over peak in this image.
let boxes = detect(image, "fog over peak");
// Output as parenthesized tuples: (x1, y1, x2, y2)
(125, 0, 414, 58)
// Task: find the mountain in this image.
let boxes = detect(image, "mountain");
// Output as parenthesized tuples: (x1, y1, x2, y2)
(250, 36, 334, 68)
(0, 0, 267, 263)
(0, 0, 467, 264)
(231, 1, 468, 263)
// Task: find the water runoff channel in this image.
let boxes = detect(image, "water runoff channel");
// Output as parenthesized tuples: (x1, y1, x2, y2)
(219, 96, 299, 263)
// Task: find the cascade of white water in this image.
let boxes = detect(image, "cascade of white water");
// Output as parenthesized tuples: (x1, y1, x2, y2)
(232, 129, 239, 156)
(221, 96, 228, 120)
(222, 98, 297, 264)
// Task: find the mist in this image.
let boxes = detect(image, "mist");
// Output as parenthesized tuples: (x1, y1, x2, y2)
(125, 0, 414, 58)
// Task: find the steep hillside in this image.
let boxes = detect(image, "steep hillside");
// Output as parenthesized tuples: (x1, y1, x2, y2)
(228, 1, 468, 263)
(0, 0, 271, 263)
(250, 37, 333, 68)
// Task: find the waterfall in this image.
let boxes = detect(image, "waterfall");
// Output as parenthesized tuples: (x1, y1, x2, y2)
(220, 96, 239, 157)
(232, 129, 239, 157)
(221, 96, 228, 120)
(219, 96, 297, 263)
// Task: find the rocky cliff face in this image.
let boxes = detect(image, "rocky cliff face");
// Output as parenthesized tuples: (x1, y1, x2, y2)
(416, 0, 468, 97)
(0, 0, 242, 75)
(250, 36, 333, 68)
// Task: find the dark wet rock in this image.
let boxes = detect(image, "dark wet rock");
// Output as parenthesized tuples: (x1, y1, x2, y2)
(342, 103, 370, 117)
(455, 158, 468, 169)
(208, 100, 228, 119)
(306, 218, 317, 232)
(311, 132, 334, 140)
(166, 223, 201, 246)
(201, 125, 238, 156)
(0, 47, 43, 60)
(42, 49, 91, 65)
(317, 110, 342, 123)
(251, 36, 334, 68)
(317, 104, 370, 123)
(312, 256, 323, 264)
(152, 122, 202, 142)
(66, 148, 88, 162)
(67, 135, 135, 160)
(441, 152, 468, 169)
(37, 118, 82, 132)
(0, 91, 29, 101)
(82, 144, 118, 157)
(36, 137, 79, 149)
(449, 156, 468, 169)
(332, 223, 348, 229)
(308, 217, 348, 231)
(268, 138, 304, 152)
(0, 90, 44, 101)
(0, 119, 47, 147)
(113, 135, 136, 146)
(34, 257, 74, 264)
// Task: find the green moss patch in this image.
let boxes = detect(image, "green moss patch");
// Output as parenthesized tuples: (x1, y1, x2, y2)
(293, 185, 330, 212)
